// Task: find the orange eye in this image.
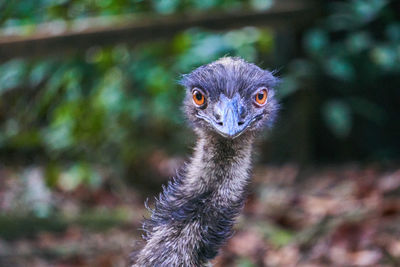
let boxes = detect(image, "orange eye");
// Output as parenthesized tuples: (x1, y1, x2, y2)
(254, 89, 268, 106)
(192, 89, 205, 106)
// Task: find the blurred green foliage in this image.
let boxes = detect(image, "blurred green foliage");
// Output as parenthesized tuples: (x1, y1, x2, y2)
(236, 257, 256, 267)
(0, 0, 399, 195)
(0, 0, 275, 26)
(0, 0, 276, 191)
(280, 0, 400, 161)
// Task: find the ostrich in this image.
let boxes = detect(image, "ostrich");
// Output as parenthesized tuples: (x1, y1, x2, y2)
(132, 57, 279, 266)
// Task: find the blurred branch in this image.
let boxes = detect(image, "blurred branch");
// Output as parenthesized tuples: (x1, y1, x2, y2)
(0, 0, 319, 61)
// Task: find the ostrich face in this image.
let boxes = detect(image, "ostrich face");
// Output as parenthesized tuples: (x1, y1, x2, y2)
(181, 57, 279, 139)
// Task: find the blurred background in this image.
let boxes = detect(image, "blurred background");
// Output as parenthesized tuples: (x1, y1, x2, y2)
(0, 0, 399, 266)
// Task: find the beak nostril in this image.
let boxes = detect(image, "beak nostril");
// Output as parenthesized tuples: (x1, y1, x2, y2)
(238, 121, 244, 126)
(217, 122, 223, 126)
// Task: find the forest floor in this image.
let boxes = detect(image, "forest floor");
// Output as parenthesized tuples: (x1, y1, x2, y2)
(1, 163, 400, 267)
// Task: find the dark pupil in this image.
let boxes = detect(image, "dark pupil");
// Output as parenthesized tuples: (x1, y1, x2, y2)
(257, 93, 264, 100)
(195, 92, 203, 101)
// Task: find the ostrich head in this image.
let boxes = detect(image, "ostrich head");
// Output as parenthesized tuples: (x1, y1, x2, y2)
(180, 57, 279, 139)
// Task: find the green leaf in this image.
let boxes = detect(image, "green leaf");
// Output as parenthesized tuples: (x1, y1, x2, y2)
(250, 0, 273, 11)
(237, 257, 256, 267)
(29, 60, 53, 87)
(370, 45, 398, 70)
(304, 29, 329, 56)
(153, 0, 180, 14)
(325, 57, 355, 81)
(346, 31, 372, 53)
(322, 100, 352, 138)
(386, 23, 400, 42)
(0, 59, 27, 94)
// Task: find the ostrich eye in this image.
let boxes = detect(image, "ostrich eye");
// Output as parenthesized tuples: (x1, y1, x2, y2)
(192, 89, 205, 106)
(254, 88, 268, 106)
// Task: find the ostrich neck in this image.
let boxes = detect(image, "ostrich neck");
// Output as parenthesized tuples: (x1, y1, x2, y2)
(134, 133, 254, 267)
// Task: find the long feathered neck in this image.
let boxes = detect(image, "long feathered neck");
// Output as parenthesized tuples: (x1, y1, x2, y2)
(133, 132, 254, 267)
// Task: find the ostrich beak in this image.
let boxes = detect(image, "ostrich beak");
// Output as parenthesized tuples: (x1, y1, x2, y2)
(211, 94, 249, 139)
